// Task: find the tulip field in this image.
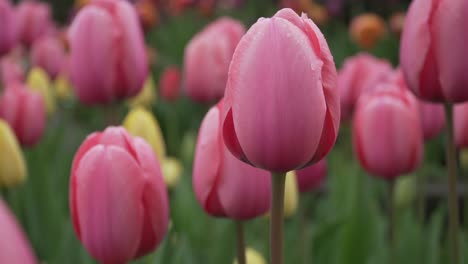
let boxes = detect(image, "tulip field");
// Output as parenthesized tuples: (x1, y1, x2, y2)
(1, 0, 468, 263)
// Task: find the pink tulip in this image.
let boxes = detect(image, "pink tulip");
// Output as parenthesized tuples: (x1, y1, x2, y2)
(0, 84, 45, 147)
(222, 8, 340, 172)
(159, 66, 181, 102)
(70, 127, 169, 264)
(353, 83, 423, 180)
(0, 0, 17, 56)
(296, 159, 327, 193)
(0, 57, 24, 87)
(68, 0, 148, 105)
(454, 103, 468, 148)
(16, 1, 54, 47)
(338, 53, 393, 121)
(0, 199, 38, 264)
(31, 36, 66, 79)
(400, 0, 468, 103)
(193, 101, 271, 220)
(184, 17, 245, 102)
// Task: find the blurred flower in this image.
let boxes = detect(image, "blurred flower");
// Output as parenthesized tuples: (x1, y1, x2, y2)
(349, 13, 387, 49)
(75, 0, 91, 9)
(389, 12, 405, 37)
(26, 67, 56, 115)
(0, 57, 24, 87)
(16, 1, 54, 47)
(128, 76, 157, 108)
(326, 0, 343, 17)
(234, 247, 267, 264)
(296, 159, 326, 193)
(70, 127, 169, 264)
(0, 120, 27, 187)
(0, 84, 46, 147)
(394, 176, 416, 209)
(193, 101, 271, 220)
(400, 0, 468, 103)
(184, 17, 245, 102)
(454, 103, 468, 149)
(198, 0, 215, 17)
(0, 198, 38, 263)
(159, 66, 181, 102)
(161, 157, 183, 189)
(353, 83, 423, 180)
(0, 0, 17, 56)
(135, 0, 159, 31)
(305, 3, 329, 26)
(223, 9, 339, 172)
(218, 0, 244, 10)
(338, 53, 393, 121)
(284, 171, 299, 218)
(69, 0, 148, 105)
(30, 36, 67, 79)
(54, 73, 74, 101)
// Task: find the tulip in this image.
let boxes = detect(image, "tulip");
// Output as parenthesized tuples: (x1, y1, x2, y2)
(26, 67, 56, 115)
(338, 53, 393, 121)
(0, 198, 38, 263)
(296, 159, 326, 193)
(454, 103, 468, 149)
(184, 17, 245, 102)
(349, 13, 387, 49)
(128, 76, 157, 108)
(30, 36, 67, 79)
(0, 85, 46, 147)
(283, 171, 299, 218)
(0, 57, 24, 87)
(135, 0, 159, 31)
(70, 126, 169, 263)
(234, 248, 267, 264)
(0, 0, 17, 56)
(159, 66, 181, 102)
(194, 101, 271, 219)
(0, 120, 27, 187)
(68, 0, 149, 105)
(16, 1, 54, 47)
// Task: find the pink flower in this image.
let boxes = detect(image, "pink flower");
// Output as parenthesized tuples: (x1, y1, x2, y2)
(0, 0, 17, 56)
(222, 9, 340, 172)
(193, 101, 271, 220)
(16, 1, 54, 47)
(184, 17, 245, 102)
(0, 57, 24, 87)
(296, 159, 327, 193)
(454, 103, 468, 148)
(353, 83, 423, 180)
(68, 0, 148, 105)
(0, 84, 45, 147)
(400, 0, 468, 103)
(70, 127, 169, 263)
(31, 36, 67, 79)
(159, 66, 181, 102)
(0, 198, 38, 264)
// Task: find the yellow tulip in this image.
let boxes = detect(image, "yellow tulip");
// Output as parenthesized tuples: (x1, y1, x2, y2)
(128, 76, 157, 109)
(162, 157, 183, 189)
(0, 120, 27, 187)
(234, 248, 267, 264)
(27, 67, 56, 114)
(284, 171, 299, 218)
(123, 107, 165, 160)
(54, 74, 74, 101)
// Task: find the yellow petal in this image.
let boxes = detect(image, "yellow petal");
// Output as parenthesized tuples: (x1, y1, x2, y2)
(234, 247, 267, 264)
(127, 76, 157, 109)
(54, 74, 74, 101)
(27, 67, 56, 114)
(122, 107, 166, 159)
(162, 157, 183, 189)
(284, 171, 299, 218)
(0, 120, 27, 187)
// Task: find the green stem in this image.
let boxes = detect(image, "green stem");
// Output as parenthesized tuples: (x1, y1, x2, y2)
(235, 221, 246, 264)
(270, 172, 286, 264)
(444, 103, 460, 264)
(388, 180, 396, 264)
(415, 172, 425, 224)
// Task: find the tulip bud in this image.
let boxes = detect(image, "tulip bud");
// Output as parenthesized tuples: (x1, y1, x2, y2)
(30, 36, 67, 79)
(159, 66, 181, 102)
(0, 198, 38, 263)
(184, 17, 245, 102)
(0, 85, 46, 147)
(222, 9, 339, 172)
(16, 1, 54, 47)
(26, 67, 56, 115)
(349, 13, 387, 49)
(0, 0, 17, 56)
(400, 0, 468, 103)
(162, 157, 183, 189)
(0, 120, 27, 187)
(234, 247, 267, 264)
(284, 171, 299, 218)
(128, 76, 157, 108)
(296, 159, 326, 193)
(193, 101, 271, 220)
(69, 0, 149, 105)
(70, 127, 169, 263)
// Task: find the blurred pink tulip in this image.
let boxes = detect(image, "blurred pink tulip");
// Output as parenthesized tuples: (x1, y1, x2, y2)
(16, 1, 54, 47)
(454, 103, 468, 148)
(31, 36, 67, 79)
(0, 57, 24, 87)
(184, 17, 245, 102)
(0, 0, 17, 56)
(222, 9, 339, 172)
(159, 66, 181, 102)
(353, 83, 423, 180)
(0, 199, 38, 264)
(68, 0, 148, 105)
(70, 127, 169, 263)
(296, 159, 327, 193)
(193, 101, 271, 220)
(400, 0, 468, 103)
(0, 84, 45, 147)
(338, 53, 393, 121)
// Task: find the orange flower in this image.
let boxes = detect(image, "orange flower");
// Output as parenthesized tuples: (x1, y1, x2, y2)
(350, 13, 387, 49)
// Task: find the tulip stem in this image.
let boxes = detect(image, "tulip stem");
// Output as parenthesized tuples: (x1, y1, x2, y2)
(388, 180, 396, 264)
(270, 172, 286, 264)
(235, 221, 246, 264)
(444, 103, 460, 264)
